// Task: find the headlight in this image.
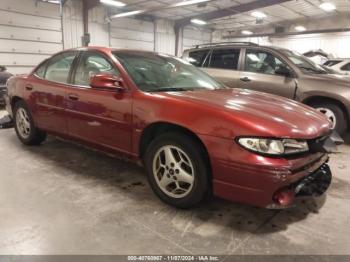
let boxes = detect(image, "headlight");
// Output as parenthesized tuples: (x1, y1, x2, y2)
(237, 138, 309, 156)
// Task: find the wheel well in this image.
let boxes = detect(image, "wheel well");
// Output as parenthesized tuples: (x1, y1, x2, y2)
(139, 122, 211, 168)
(303, 96, 349, 120)
(11, 96, 23, 109)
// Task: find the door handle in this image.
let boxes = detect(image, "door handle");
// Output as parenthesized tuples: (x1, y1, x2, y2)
(68, 94, 79, 101)
(25, 84, 33, 91)
(240, 77, 252, 82)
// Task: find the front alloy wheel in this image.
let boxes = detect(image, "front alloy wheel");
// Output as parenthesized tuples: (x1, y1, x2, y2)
(153, 145, 195, 199)
(145, 132, 210, 208)
(316, 107, 336, 130)
(310, 101, 347, 134)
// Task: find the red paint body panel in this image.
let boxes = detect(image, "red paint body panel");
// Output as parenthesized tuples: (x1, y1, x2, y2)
(6, 47, 332, 208)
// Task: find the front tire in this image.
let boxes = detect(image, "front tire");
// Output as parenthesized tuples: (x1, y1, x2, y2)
(310, 102, 347, 135)
(13, 100, 46, 145)
(144, 132, 210, 208)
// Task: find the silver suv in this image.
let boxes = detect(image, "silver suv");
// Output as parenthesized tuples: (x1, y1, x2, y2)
(182, 42, 350, 134)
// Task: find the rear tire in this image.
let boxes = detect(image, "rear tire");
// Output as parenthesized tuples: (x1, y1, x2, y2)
(309, 102, 347, 135)
(13, 100, 46, 145)
(144, 132, 210, 209)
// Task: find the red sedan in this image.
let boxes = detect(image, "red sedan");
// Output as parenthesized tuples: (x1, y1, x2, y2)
(5, 47, 332, 209)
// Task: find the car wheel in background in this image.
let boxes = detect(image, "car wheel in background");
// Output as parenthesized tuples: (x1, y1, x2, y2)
(144, 132, 210, 208)
(310, 102, 347, 135)
(13, 100, 47, 145)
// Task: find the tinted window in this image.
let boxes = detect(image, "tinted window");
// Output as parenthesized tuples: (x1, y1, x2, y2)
(245, 49, 288, 75)
(45, 52, 76, 84)
(324, 60, 342, 67)
(188, 50, 209, 67)
(341, 63, 350, 71)
(208, 49, 240, 70)
(74, 52, 120, 86)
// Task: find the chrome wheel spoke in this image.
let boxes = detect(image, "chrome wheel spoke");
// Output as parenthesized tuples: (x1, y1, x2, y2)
(177, 166, 194, 184)
(159, 174, 173, 188)
(163, 147, 178, 166)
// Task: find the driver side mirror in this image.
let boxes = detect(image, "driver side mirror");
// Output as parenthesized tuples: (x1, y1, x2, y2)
(90, 74, 125, 91)
(275, 65, 292, 77)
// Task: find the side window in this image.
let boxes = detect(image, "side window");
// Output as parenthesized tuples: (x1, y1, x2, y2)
(188, 50, 209, 67)
(44, 52, 76, 84)
(208, 49, 240, 70)
(74, 53, 120, 87)
(341, 63, 350, 71)
(245, 49, 287, 75)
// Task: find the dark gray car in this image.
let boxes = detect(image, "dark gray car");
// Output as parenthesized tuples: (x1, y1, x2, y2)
(182, 42, 350, 134)
(0, 66, 12, 106)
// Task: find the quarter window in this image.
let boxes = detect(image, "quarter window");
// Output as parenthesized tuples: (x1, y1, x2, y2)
(74, 53, 120, 87)
(208, 49, 240, 70)
(44, 52, 76, 84)
(245, 49, 287, 75)
(34, 61, 47, 78)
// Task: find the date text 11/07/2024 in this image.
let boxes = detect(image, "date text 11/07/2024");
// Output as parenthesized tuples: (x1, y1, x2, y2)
(127, 256, 220, 261)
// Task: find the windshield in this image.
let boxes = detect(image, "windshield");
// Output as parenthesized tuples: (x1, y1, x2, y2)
(282, 50, 327, 74)
(113, 51, 224, 92)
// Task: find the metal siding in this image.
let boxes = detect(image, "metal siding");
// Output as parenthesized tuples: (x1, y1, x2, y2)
(0, 0, 63, 74)
(182, 26, 212, 51)
(109, 18, 155, 51)
(154, 19, 176, 55)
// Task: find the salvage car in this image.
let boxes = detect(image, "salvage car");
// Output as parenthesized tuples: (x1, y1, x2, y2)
(323, 58, 350, 75)
(183, 42, 350, 134)
(5, 47, 332, 209)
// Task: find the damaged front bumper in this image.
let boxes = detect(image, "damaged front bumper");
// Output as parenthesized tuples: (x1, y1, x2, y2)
(267, 163, 332, 209)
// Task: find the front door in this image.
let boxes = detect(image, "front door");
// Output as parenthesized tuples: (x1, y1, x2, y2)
(65, 51, 133, 154)
(238, 48, 296, 99)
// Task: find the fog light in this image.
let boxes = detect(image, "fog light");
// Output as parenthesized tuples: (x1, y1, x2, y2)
(273, 189, 295, 206)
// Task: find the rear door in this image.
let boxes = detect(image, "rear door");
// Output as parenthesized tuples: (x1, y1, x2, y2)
(238, 48, 296, 99)
(201, 47, 241, 88)
(65, 50, 133, 153)
(30, 51, 78, 134)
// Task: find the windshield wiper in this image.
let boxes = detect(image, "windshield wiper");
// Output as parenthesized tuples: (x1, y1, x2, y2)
(148, 87, 194, 92)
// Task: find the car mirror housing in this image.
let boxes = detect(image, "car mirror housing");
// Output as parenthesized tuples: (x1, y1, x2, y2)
(90, 74, 125, 91)
(275, 65, 292, 77)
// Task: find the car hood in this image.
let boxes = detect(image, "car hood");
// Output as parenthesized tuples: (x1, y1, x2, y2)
(301, 73, 350, 87)
(161, 88, 330, 139)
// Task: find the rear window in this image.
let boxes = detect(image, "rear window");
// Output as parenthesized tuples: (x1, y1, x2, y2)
(187, 49, 209, 67)
(323, 60, 342, 67)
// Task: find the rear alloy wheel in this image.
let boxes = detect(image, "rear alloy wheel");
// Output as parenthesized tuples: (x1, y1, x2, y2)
(144, 133, 210, 208)
(14, 100, 47, 145)
(310, 102, 347, 135)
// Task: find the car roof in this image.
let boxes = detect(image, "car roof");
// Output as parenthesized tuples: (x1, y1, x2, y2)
(184, 43, 285, 53)
(62, 46, 157, 55)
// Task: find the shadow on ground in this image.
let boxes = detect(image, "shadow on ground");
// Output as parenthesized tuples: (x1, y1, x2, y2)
(5, 133, 329, 237)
